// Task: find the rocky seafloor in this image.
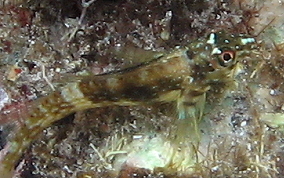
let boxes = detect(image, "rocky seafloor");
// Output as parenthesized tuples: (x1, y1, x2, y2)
(0, 0, 284, 177)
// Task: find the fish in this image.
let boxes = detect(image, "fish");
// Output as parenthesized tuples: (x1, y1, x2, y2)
(0, 31, 256, 177)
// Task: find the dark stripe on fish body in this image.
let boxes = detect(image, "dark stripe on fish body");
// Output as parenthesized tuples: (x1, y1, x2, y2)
(79, 54, 191, 103)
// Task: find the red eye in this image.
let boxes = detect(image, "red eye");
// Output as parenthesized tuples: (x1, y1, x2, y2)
(222, 51, 235, 61)
(219, 50, 235, 67)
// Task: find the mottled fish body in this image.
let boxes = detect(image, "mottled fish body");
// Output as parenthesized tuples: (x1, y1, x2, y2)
(0, 31, 256, 177)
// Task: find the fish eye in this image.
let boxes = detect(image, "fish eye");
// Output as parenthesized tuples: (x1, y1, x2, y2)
(218, 50, 235, 67)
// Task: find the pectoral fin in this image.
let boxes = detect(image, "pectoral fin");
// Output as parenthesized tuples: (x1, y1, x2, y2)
(172, 90, 207, 144)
